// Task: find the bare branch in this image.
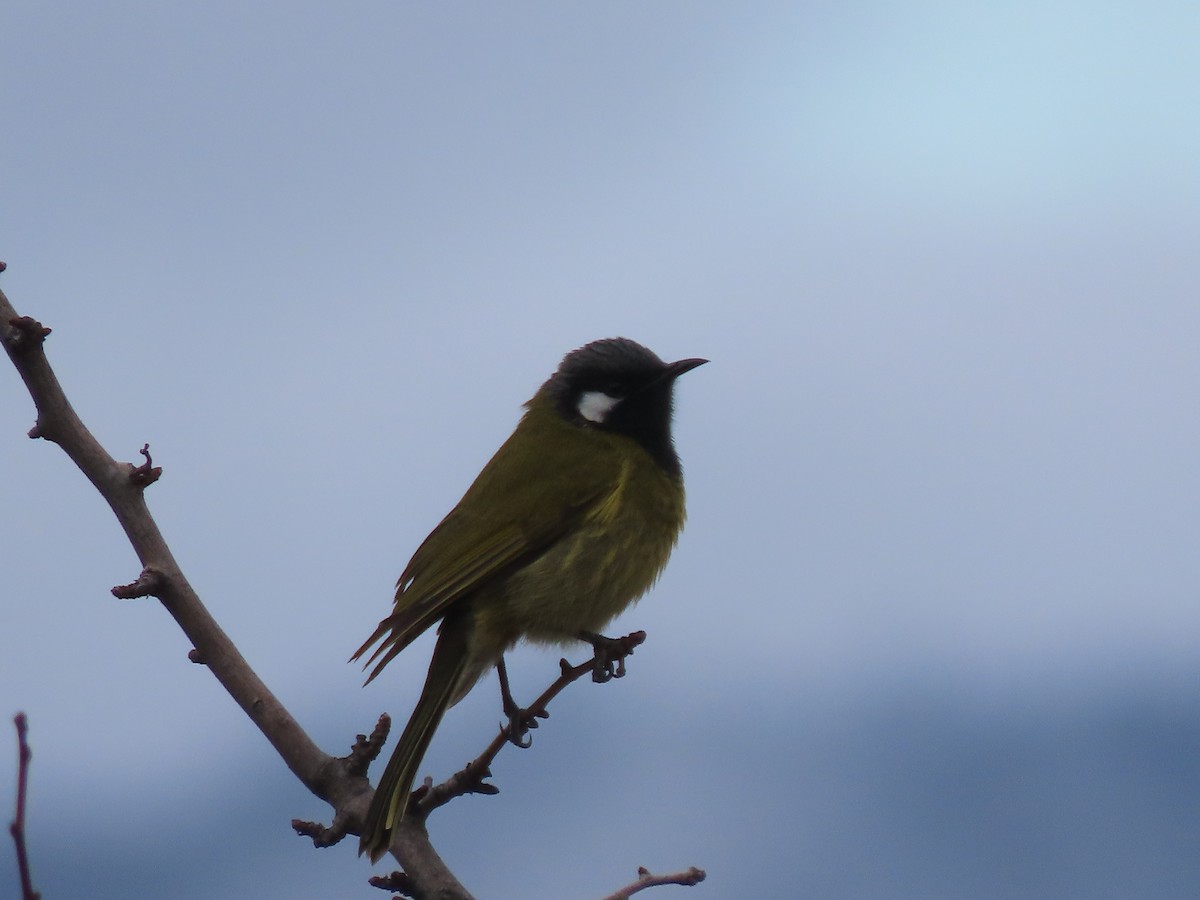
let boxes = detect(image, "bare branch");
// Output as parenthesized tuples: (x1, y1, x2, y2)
(1, 281, 330, 792)
(418, 632, 646, 818)
(0, 278, 471, 898)
(600, 866, 707, 900)
(8, 713, 41, 900)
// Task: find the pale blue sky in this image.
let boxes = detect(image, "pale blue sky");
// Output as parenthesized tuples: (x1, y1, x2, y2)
(3, 3, 1199, 898)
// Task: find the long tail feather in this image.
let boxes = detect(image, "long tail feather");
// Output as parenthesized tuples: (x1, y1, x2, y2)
(359, 613, 472, 863)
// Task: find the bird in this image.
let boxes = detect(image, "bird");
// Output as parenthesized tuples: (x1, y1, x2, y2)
(352, 337, 706, 862)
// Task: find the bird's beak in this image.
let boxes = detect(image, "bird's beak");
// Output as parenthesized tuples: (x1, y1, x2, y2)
(665, 357, 709, 380)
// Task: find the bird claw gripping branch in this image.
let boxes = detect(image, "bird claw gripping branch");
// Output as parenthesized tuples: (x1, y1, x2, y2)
(581, 629, 647, 683)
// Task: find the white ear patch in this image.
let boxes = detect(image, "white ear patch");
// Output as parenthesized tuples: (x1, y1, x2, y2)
(577, 390, 621, 424)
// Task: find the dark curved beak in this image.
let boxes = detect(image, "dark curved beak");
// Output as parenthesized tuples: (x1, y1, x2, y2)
(665, 357, 709, 380)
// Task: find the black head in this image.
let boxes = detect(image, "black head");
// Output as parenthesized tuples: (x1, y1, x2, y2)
(543, 337, 706, 477)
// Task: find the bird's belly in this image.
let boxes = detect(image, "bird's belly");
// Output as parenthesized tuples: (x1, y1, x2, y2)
(493, 506, 680, 645)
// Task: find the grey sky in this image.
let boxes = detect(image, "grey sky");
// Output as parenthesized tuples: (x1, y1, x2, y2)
(3, 3, 1199, 898)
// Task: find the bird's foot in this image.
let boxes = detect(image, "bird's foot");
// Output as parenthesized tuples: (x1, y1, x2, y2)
(579, 629, 646, 683)
(497, 657, 547, 748)
(501, 692, 548, 748)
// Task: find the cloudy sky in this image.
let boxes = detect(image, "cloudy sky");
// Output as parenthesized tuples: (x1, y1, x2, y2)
(3, 3, 1199, 898)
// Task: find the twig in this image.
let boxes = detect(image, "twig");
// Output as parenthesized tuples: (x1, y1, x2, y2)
(9, 713, 41, 900)
(111, 565, 167, 600)
(347, 713, 393, 778)
(368, 870, 421, 898)
(600, 866, 707, 900)
(292, 715, 393, 846)
(418, 632, 646, 817)
(0, 279, 471, 898)
(130, 443, 162, 487)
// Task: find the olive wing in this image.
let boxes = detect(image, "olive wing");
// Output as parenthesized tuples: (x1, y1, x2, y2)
(352, 422, 618, 682)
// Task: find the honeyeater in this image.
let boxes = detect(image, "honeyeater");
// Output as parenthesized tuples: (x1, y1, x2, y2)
(352, 337, 705, 862)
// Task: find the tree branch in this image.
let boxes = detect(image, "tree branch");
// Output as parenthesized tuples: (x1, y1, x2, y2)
(417, 633, 646, 818)
(0, 277, 471, 899)
(601, 867, 707, 900)
(9, 713, 40, 900)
